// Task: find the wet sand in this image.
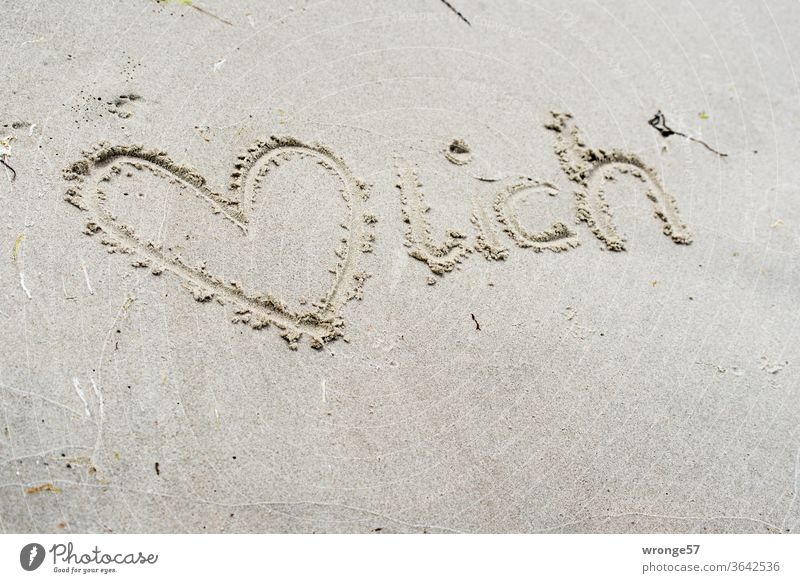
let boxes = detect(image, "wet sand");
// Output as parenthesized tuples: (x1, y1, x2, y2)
(1, 0, 798, 533)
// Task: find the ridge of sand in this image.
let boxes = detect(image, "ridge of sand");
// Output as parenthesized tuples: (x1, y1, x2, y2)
(63, 139, 374, 350)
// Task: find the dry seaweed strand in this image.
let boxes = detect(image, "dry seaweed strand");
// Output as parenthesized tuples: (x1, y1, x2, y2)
(648, 110, 727, 158)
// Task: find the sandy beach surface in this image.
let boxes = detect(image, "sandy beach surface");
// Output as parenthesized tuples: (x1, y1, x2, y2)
(1, 0, 798, 533)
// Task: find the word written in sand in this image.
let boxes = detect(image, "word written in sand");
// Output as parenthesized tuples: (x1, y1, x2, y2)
(397, 111, 691, 277)
(64, 113, 690, 349)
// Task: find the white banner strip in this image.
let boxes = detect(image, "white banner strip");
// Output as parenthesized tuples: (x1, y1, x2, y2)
(1, 534, 797, 582)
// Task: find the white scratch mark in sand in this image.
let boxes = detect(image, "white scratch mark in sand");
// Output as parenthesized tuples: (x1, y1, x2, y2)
(781, 445, 800, 532)
(90, 378, 105, 459)
(535, 511, 781, 533)
(19, 273, 31, 299)
(81, 263, 94, 295)
(0, 445, 89, 467)
(61, 275, 76, 300)
(4, 478, 462, 533)
(18, 36, 45, 48)
(72, 378, 91, 417)
(213, 58, 226, 72)
(321, 378, 327, 402)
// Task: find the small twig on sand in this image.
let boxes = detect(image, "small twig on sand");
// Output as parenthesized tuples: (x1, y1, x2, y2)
(648, 110, 727, 158)
(471, 313, 481, 331)
(1, 155, 16, 181)
(439, 0, 470, 26)
(191, 3, 233, 26)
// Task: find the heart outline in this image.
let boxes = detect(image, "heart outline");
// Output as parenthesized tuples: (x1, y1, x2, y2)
(63, 136, 375, 349)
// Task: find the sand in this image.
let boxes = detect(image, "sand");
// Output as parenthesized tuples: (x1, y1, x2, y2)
(1, 0, 798, 533)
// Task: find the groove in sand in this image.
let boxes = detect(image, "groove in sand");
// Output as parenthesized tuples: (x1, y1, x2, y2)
(63, 138, 374, 349)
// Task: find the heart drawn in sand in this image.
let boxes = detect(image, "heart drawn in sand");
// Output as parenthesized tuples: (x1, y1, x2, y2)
(63, 137, 376, 349)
